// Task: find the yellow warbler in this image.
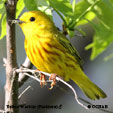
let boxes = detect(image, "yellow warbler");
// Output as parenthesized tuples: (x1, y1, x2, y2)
(15, 11, 106, 100)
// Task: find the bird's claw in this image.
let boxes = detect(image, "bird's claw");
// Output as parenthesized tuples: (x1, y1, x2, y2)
(39, 72, 57, 89)
(49, 74, 57, 90)
(40, 73, 46, 87)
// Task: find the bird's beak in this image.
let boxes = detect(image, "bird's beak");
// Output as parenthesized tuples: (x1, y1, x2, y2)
(10, 19, 25, 24)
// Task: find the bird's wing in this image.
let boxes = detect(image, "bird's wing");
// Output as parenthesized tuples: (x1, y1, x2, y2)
(54, 31, 83, 70)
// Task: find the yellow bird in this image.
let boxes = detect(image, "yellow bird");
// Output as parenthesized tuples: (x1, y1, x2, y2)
(14, 11, 106, 100)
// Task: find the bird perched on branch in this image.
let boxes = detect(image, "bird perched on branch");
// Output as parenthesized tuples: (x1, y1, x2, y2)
(13, 11, 107, 100)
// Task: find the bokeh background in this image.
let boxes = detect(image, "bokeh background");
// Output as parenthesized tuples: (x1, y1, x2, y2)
(0, 9, 113, 113)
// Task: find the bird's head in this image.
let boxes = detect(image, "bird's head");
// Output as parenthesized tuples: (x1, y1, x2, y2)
(13, 11, 55, 37)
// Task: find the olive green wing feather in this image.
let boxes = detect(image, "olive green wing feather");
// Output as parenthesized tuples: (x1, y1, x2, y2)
(55, 31, 83, 70)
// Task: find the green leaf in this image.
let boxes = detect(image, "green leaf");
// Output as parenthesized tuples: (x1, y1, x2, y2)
(74, 0, 89, 18)
(76, 12, 95, 26)
(16, 0, 25, 18)
(85, 22, 113, 60)
(0, 0, 6, 40)
(34, 0, 52, 18)
(72, 0, 76, 12)
(110, 0, 113, 5)
(48, 0, 73, 17)
(72, 0, 95, 26)
(0, 13, 2, 19)
(0, 0, 25, 40)
(84, 0, 113, 60)
(0, 2, 4, 9)
(67, 29, 75, 38)
(0, 14, 6, 40)
(86, 0, 113, 29)
(24, 0, 37, 11)
(24, 0, 52, 17)
(0, 0, 5, 20)
(36, 0, 48, 6)
(38, 6, 52, 18)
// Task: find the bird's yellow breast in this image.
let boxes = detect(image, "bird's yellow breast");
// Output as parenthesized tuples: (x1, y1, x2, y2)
(25, 37, 65, 75)
(25, 36, 78, 81)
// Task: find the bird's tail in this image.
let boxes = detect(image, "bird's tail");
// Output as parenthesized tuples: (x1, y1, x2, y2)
(71, 72, 107, 100)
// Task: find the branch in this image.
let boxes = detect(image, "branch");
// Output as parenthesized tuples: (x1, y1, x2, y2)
(16, 68, 89, 110)
(18, 86, 31, 100)
(4, 0, 18, 112)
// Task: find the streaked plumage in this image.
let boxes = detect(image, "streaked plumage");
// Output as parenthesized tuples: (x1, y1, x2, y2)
(17, 11, 106, 100)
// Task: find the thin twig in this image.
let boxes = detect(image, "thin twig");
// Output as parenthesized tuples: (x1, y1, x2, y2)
(18, 86, 31, 100)
(59, 79, 89, 110)
(16, 68, 88, 110)
(22, 73, 40, 82)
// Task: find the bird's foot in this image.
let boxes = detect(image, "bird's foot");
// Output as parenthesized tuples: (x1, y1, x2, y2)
(40, 73, 46, 87)
(49, 74, 57, 90)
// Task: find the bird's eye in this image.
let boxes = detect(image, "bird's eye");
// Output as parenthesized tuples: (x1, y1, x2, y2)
(30, 17, 35, 22)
